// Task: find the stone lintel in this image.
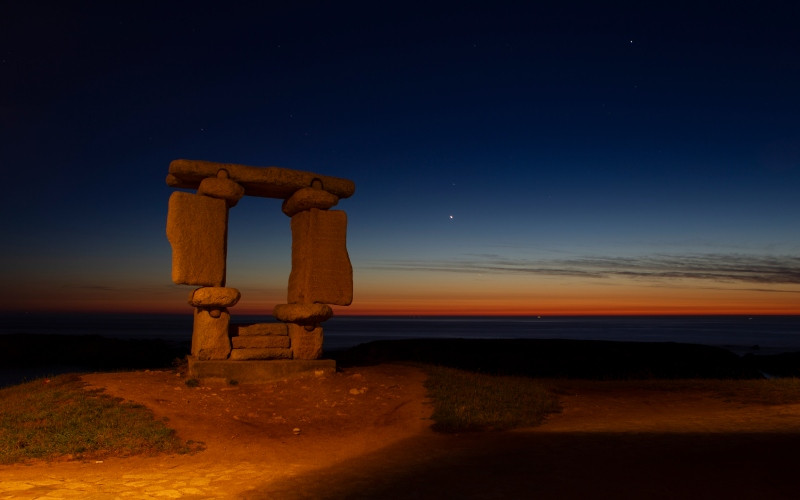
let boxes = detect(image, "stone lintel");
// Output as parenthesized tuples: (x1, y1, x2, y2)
(187, 357, 336, 383)
(167, 159, 355, 199)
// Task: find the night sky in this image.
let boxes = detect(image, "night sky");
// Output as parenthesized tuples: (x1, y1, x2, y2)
(2, 1, 799, 315)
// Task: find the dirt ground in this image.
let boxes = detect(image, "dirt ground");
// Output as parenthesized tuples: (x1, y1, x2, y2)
(2, 364, 800, 499)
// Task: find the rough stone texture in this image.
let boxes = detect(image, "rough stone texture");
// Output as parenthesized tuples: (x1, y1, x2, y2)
(192, 308, 232, 360)
(288, 323, 324, 360)
(233, 323, 288, 336)
(229, 348, 292, 360)
(166, 191, 228, 286)
(198, 177, 245, 207)
(273, 303, 333, 324)
(168, 159, 355, 363)
(288, 209, 353, 306)
(168, 159, 355, 199)
(232, 335, 291, 349)
(189, 287, 240, 308)
(282, 187, 339, 217)
(187, 357, 335, 382)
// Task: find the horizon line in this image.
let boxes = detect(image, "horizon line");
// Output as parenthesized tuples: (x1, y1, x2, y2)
(1, 309, 798, 317)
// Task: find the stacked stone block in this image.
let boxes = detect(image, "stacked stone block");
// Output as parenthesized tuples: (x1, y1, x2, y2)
(166, 159, 354, 364)
(229, 323, 292, 360)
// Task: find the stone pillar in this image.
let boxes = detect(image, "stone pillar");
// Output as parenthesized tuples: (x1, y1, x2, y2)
(276, 186, 353, 359)
(191, 307, 232, 360)
(188, 285, 240, 360)
(167, 168, 244, 360)
(273, 304, 333, 359)
(273, 305, 331, 361)
(287, 324, 324, 360)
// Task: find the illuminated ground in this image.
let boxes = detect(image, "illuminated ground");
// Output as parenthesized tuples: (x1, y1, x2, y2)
(1, 365, 799, 499)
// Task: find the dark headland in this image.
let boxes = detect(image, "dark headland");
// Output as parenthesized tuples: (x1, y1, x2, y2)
(3, 333, 799, 388)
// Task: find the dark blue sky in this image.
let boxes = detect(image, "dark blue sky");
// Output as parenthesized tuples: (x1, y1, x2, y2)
(2, 1, 799, 314)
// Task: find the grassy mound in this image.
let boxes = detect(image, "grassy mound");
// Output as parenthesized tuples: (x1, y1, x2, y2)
(0, 374, 195, 464)
(424, 365, 560, 432)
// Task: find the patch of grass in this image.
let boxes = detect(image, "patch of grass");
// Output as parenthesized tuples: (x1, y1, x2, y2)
(423, 365, 561, 433)
(0, 374, 193, 464)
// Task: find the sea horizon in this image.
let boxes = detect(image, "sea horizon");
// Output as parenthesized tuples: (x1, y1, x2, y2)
(1, 311, 798, 356)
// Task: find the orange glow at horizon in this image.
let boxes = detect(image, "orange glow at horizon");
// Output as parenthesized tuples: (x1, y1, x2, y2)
(3, 275, 798, 316)
(328, 274, 800, 316)
(6, 299, 798, 316)
(333, 296, 800, 317)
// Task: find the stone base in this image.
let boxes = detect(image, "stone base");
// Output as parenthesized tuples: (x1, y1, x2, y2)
(187, 356, 335, 383)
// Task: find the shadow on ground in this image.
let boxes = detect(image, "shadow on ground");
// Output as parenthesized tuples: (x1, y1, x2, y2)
(245, 430, 800, 499)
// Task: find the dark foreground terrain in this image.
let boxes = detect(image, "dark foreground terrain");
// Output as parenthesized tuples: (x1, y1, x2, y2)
(3, 361, 800, 499)
(3, 333, 799, 388)
(0, 334, 189, 387)
(335, 337, 800, 379)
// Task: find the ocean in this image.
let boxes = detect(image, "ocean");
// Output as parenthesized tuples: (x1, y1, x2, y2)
(2, 312, 799, 356)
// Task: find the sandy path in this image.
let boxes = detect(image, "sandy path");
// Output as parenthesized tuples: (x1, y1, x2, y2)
(2, 366, 800, 499)
(0, 364, 432, 499)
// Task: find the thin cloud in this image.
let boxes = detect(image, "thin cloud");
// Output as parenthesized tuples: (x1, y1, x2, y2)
(367, 254, 800, 285)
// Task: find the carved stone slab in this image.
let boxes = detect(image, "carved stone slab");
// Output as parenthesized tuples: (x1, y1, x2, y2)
(288, 209, 353, 306)
(166, 192, 228, 286)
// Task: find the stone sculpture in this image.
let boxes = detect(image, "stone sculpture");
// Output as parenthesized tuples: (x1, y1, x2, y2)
(166, 159, 354, 380)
